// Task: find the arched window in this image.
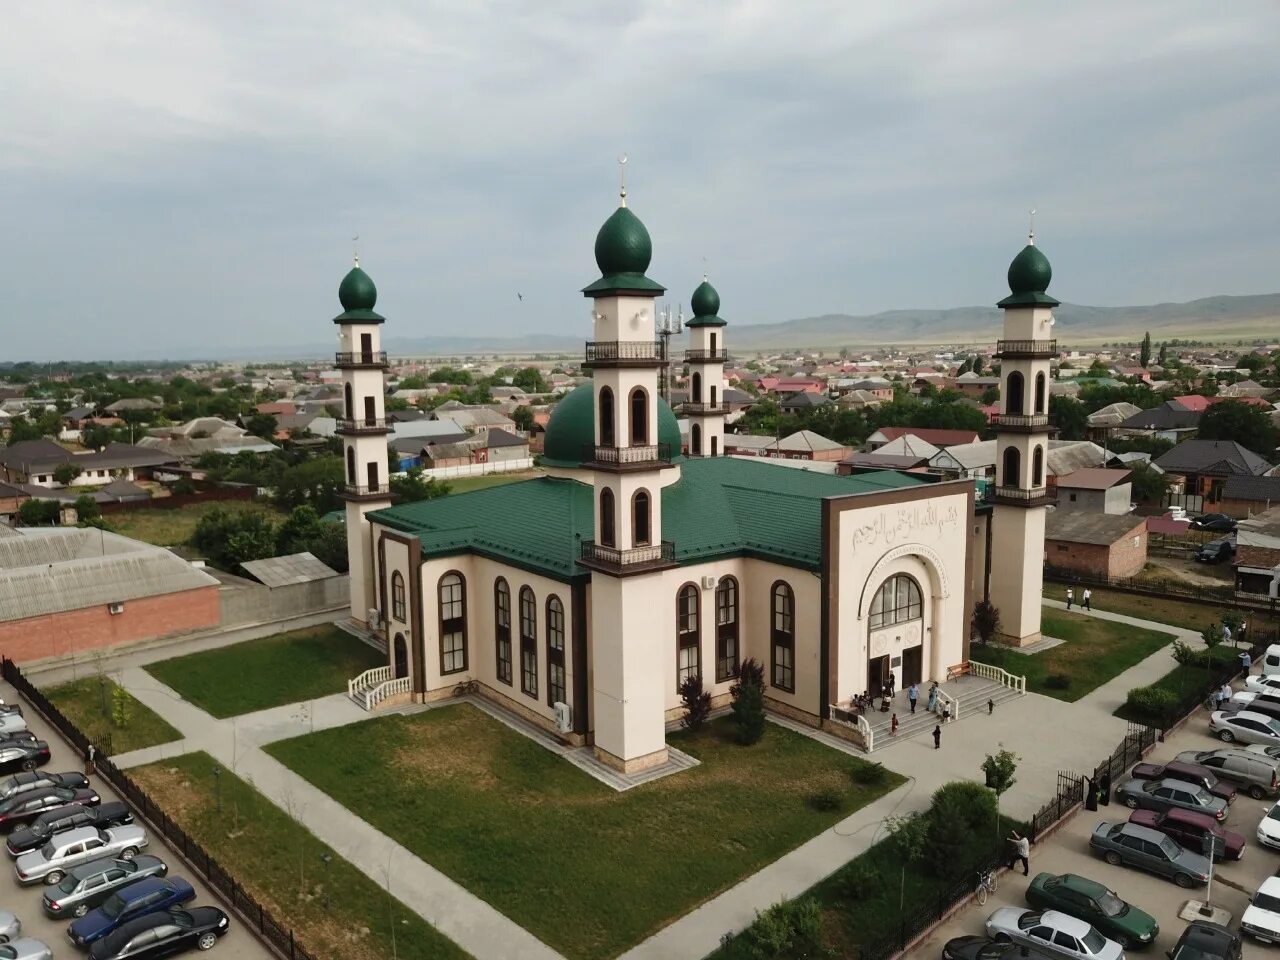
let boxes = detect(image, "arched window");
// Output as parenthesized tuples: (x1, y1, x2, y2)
(629, 387, 649, 445)
(344, 382, 353, 420)
(633, 489, 651, 546)
(546, 596, 566, 706)
(1032, 445, 1044, 486)
(869, 574, 923, 630)
(1002, 446, 1020, 487)
(494, 578, 512, 685)
(599, 386, 615, 448)
(1034, 372, 1046, 414)
(1006, 371, 1025, 415)
(392, 632, 408, 680)
(391, 571, 406, 622)
(519, 586, 538, 697)
(771, 582, 795, 692)
(677, 584, 700, 689)
(691, 423, 702, 456)
(438, 573, 467, 674)
(599, 488, 616, 547)
(691, 371, 702, 404)
(346, 447, 356, 485)
(715, 577, 739, 682)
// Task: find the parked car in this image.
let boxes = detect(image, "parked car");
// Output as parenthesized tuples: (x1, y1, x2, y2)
(942, 936, 1056, 960)
(1089, 820, 1211, 887)
(1024, 872, 1158, 948)
(1245, 675, 1280, 694)
(7, 802, 134, 856)
(1167, 919, 1241, 960)
(14, 824, 148, 885)
(1254, 798, 1280, 851)
(0, 741, 49, 777)
(1128, 808, 1243, 862)
(1209, 710, 1280, 746)
(0, 788, 101, 833)
(43, 855, 169, 920)
(0, 771, 89, 803)
(0, 730, 37, 747)
(1224, 691, 1280, 722)
(1262, 644, 1280, 678)
(0, 908, 17, 942)
(1241, 876, 1280, 944)
(88, 907, 230, 960)
(0, 714, 28, 735)
(1191, 514, 1237, 532)
(1128, 760, 1237, 803)
(1174, 748, 1280, 800)
(0, 939, 51, 960)
(1115, 777, 1227, 821)
(70, 876, 197, 948)
(1194, 539, 1234, 564)
(984, 908, 1123, 960)
(0, 703, 22, 717)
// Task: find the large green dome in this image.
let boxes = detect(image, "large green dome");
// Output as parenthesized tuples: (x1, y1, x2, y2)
(582, 204, 665, 297)
(542, 383, 682, 468)
(686, 278, 727, 327)
(333, 263, 386, 323)
(997, 242, 1059, 308)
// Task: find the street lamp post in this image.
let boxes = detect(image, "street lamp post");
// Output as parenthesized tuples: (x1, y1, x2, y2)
(320, 853, 332, 911)
(212, 765, 222, 813)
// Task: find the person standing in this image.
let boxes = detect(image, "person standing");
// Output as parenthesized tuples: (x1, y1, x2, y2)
(1082, 587, 1092, 612)
(908, 683, 919, 714)
(1008, 830, 1030, 875)
(1223, 622, 1233, 646)
(890, 713, 899, 736)
(1066, 587, 1074, 610)
(932, 724, 941, 749)
(1239, 619, 1248, 647)
(926, 682, 939, 714)
(1241, 649, 1253, 673)
(887, 670, 897, 697)
(988, 697, 995, 715)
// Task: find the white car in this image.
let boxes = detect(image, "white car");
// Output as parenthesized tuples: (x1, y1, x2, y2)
(14, 825, 147, 885)
(1245, 675, 1280, 694)
(0, 714, 26, 736)
(1247, 743, 1280, 761)
(1242, 876, 1280, 943)
(1228, 691, 1280, 711)
(1210, 710, 1280, 746)
(1258, 799, 1280, 851)
(984, 907, 1124, 960)
(0, 939, 51, 960)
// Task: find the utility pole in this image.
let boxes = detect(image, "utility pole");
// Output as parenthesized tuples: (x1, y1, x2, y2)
(656, 304, 683, 404)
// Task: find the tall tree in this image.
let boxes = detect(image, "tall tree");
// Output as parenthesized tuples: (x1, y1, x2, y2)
(1157, 342, 1167, 366)
(1198, 400, 1277, 456)
(1139, 331, 1151, 368)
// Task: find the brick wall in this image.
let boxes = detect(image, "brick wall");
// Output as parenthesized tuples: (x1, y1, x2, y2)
(1045, 524, 1147, 579)
(0, 586, 221, 664)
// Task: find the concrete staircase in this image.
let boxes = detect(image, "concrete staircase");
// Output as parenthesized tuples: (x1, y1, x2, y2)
(864, 675, 1024, 752)
(347, 666, 391, 709)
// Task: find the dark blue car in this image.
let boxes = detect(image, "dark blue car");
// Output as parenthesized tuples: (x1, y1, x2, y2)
(68, 876, 195, 947)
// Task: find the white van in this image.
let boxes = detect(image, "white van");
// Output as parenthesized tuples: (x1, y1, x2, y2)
(1263, 644, 1280, 677)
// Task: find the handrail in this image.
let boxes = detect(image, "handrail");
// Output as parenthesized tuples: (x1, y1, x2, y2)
(583, 340, 663, 363)
(365, 675, 412, 710)
(936, 687, 960, 721)
(334, 351, 389, 367)
(995, 339, 1057, 358)
(970, 660, 1027, 695)
(856, 712, 875, 752)
(348, 665, 391, 699)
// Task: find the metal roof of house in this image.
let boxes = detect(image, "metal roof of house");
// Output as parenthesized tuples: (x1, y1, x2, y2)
(1223, 475, 1280, 503)
(1155, 439, 1272, 477)
(240, 551, 339, 587)
(776, 430, 844, 452)
(1055, 468, 1132, 490)
(873, 435, 941, 460)
(1046, 511, 1145, 546)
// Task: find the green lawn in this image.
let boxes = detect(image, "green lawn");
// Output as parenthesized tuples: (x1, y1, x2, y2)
(106, 499, 282, 547)
(1041, 583, 1275, 635)
(44, 677, 182, 755)
(130, 752, 469, 960)
(266, 704, 903, 960)
(145, 625, 384, 718)
(971, 607, 1175, 701)
(1114, 646, 1242, 726)
(445, 472, 539, 494)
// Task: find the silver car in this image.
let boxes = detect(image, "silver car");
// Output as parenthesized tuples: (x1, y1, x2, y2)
(0, 714, 27, 736)
(1210, 710, 1280, 746)
(41, 854, 169, 919)
(0, 939, 51, 960)
(1089, 821, 1210, 888)
(14, 825, 147, 885)
(0, 909, 18, 941)
(985, 907, 1123, 960)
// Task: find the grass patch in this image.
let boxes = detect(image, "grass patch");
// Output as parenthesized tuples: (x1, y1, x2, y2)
(146, 625, 383, 718)
(44, 677, 182, 755)
(106, 500, 283, 547)
(129, 752, 469, 960)
(444, 472, 539, 494)
(265, 704, 903, 960)
(1042, 583, 1276, 635)
(971, 608, 1175, 701)
(1115, 645, 1242, 725)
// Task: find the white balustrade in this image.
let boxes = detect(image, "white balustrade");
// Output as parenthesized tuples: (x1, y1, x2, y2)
(365, 675, 412, 710)
(969, 660, 1027, 695)
(936, 687, 960, 721)
(348, 665, 391, 700)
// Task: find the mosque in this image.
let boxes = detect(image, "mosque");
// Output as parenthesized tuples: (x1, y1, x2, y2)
(335, 182, 1057, 773)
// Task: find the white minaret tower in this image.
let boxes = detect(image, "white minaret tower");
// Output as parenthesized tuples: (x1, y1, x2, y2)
(682, 273, 728, 456)
(579, 158, 677, 774)
(989, 213, 1057, 646)
(333, 249, 392, 627)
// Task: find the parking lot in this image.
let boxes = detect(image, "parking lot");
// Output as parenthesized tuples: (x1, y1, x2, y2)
(917, 713, 1280, 956)
(0, 677, 272, 959)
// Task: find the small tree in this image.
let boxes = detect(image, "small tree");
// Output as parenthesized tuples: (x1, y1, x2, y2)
(1140, 331, 1152, 368)
(983, 747, 1019, 857)
(1201, 622, 1225, 675)
(971, 600, 1001, 647)
(731, 658, 767, 746)
(110, 687, 132, 729)
(885, 812, 928, 909)
(52, 462, 82, 486)
(678, 675, 712, 731)
(73, 494, 101, 524)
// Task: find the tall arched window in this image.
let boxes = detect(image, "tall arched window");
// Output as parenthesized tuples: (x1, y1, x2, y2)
(677, 584, 700, 689)
(869, 575, 923, 629)
(1002, 446, 1020, 487)
(715, 576, 739, 682)
(599, 386, 615, 447)
(629, 387, 649, 445)
(599, 488, 616, 547)
(494, 578, 512, 685)
(344, 382, 354, 419)
(1032, 445, 1044, 486)
(691, 371, 702, 403)
(1034, 372, 1046, 414)
(346, 447, 356, 485)
(438, 572, 467, 674)
(519, 586, 538, 698)
(771, 581, 795, 692)
(546, 596, 566, 706)
(691, 423, 702, 456)
(1005, 371, 1025, 415)
(391, 571, 406, 622)
(392, 632, 408, 680)
(633, 490, 651, 546)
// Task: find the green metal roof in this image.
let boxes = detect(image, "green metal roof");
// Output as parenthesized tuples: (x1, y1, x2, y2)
(998, 243, 1060, 308)
(333, 264, 386, 323)
(369, 457, 934, 581)
(685, 279, 727, 327)
(541, 383, 683, 468)
(582, 206, 665, 296)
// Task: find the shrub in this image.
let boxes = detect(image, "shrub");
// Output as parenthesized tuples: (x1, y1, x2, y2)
(1123, 685, 1178, 723)
(1042, 673, 1071, 690)
(678, 675, 712, 732)
(849, 761, 887, 787)
(731, 657, 767, 746)
(739, 897, 825, 960)
(926, 782, 996, 874)
(807, 789, 844, 813)
(833, 863, 876, 901)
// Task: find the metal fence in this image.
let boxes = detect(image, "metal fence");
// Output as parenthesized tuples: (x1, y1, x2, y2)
(1044, 565, 1243, 607)
(0, 658, 317, 960)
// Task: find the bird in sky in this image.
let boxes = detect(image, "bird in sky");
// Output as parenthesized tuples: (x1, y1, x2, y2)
(517, 292, 523, 302)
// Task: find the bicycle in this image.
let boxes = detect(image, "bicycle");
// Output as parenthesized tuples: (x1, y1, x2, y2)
(975, 868, 998, 906)
(452, 679, 479, 697)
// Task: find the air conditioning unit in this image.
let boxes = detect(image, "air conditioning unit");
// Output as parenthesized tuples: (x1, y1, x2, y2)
(367, 607, 382, 629)
(107, 602, 125, 615)
(553, 701, 572, 733)
(701, 576, 717, 590)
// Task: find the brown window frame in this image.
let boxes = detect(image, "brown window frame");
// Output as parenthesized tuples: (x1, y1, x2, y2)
(632, 489, 652, 546)
(771, 580, 795, 693)
(519, 586, 538, 698)
(391, 571, 406, 622)
(599, 488, 616, 547)
(676, 583, 701, 691)
(599, 386, 615, 448)
(438, 571, 467, 675)
(869, 574, 923, 630)
(629, 387, 649, 445)
(546, 595, 566, 707)
(494, 578, 512, 685)
(715, 576, 739, 682)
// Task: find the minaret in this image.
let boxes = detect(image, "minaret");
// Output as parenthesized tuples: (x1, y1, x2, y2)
(989, 215, 1058, 646)
(579, 159, 676, 774)
(682, 275, 728, 456)
(333, 252, 392, 627)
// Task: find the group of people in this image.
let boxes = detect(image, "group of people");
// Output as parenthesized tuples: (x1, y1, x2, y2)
(1064, 587, 1093, 611)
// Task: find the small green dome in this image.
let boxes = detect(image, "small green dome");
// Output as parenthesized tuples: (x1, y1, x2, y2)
(691, 280, 719, 317)
(595, 207, 652, 277)
(1007, 244, 1052, 295)
(542, 383, 682, 468)
(333, 263, 385, 323)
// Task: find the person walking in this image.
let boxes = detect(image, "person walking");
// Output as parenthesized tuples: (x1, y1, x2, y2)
(887, 670, 897, 697)
(908, 683, 919, 714)
(890, 713, 899, 736)
(1066, 587, 1074, 610)
(988, 697, 995, 715)
(1241, 649, 1253, 673)
(926, 682, 939, 714)
(1008, 830, 1030, 875)
(932, 724, 941, 749)
(1082, 587, 1092, 612)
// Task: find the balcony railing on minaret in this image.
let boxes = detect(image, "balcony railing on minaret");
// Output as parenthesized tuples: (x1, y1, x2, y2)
(578, 539, 676, 574)
(582, 340, 664, 368)
(581, 443, 673, 470)
(995, 339, 1058, 359)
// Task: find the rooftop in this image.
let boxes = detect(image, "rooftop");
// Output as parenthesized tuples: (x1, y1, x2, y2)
(1046, 511, 1145, 546)
(1055, 467, 1132, 491)
(240, 552, 340, 587)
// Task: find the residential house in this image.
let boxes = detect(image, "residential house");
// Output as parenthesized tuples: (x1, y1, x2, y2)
(1086, 402, 1142, 443)
(1220, 379, 1270, 400)
(1118, 400, 1202, 442)
(1154, 439, 1272, 503)
(775, 430, 847, 462)
(0, 482, 30, 524)
(836, 452, 932, 475)
(1218, 475, 1280, 520)
(1233, 507, 1280, 598)
(779, 392, 832, 414)
(953, 373, 1000, 398)
(0, 439, 175, 488)
(1045, 512, 1148, 579)
(103, 398, 163, 415)
(836, 389, 886, 411)
(866, 426, 979, 451)
(429, 404, 518, 437)
(138, 418, 279, 460)
(1054, 468, 1133, 514)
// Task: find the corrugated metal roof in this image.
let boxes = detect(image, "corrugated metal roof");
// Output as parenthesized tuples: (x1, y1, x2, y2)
(240, 551, 339, 587)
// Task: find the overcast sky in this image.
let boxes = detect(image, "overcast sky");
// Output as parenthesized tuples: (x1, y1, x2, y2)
(2, 1, 1278, 360)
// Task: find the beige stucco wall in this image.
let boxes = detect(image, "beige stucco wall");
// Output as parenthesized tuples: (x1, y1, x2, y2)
(989, 503, 1047, 645)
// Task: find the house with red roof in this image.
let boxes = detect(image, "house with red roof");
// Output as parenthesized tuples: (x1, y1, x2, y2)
(865, 426, 980, 451)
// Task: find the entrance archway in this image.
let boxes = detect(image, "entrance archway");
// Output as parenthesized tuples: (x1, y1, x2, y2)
(393, 633, 408, 679)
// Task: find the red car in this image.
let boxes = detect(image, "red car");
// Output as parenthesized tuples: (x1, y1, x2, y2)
(1128, 807, 1245, 861)
(1131, 760, 1238, 804)
(0, 786, 100, 833)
